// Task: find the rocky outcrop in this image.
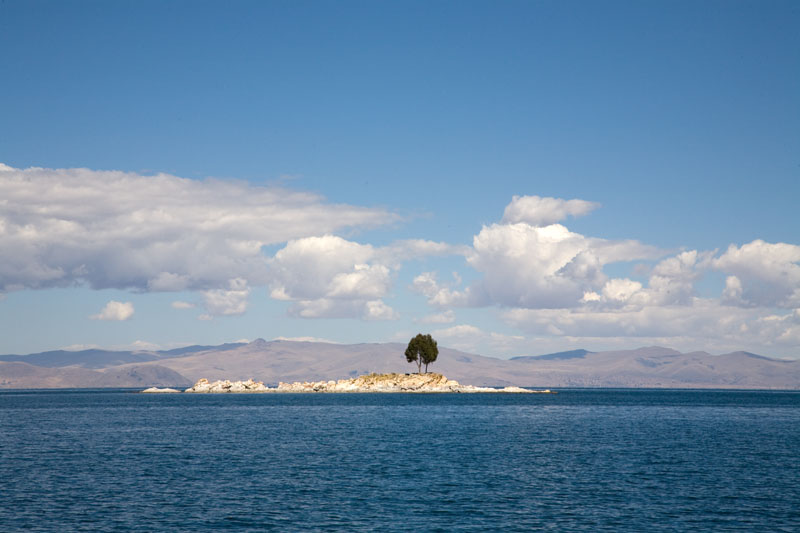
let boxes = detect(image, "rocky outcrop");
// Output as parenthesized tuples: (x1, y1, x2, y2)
(141, 387, 182, 393)
(181, 373, 552, 393)
(184, 378, 269, 393)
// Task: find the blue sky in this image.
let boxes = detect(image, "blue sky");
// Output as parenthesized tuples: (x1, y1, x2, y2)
(1, 0, 798, 358)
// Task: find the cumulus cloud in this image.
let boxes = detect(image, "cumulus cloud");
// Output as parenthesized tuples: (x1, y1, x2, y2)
(713, 240, 800, 308)
(641, 250, 714, 306)
(461, 221, 661, 309)
(202, 278, 250, 317)
(501, 195, 600, 226)
(364, 300, 399, 320)
(0, 164, 397, 294)
(575, 250, 715, 310)
(269, 236, 378, 300)
(90, 300, 134, 321)
(268, 236, 394, 319)
(414, 197, 726, 314)
(410, 271, 471, 307)
(478, 224, 797, 353)
(408, 195, 799, 356)
(268, 234, 461, 320)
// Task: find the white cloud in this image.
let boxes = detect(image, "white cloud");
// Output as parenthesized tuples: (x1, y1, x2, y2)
(0, 164, 397, 293)
(433, 324, 484, 338)
(416, 310, 456, 324)
(464, 221, 661, 309)
(90, 300, 134, 321)
(501, 195, 600, 226)
(171, 300, 195, 309)
(573, 250, 714, 310)
(601, 278, 643, 304)
(287, 298, 397, 320)
(722, 275, 744, 305)
(268, 234, 460, 320)
(407, 196, 800, 356)
(713, 240, 800, 308)
(269, 236, 384, 301)
(640, 250, 713, 306)
(364, 300, 399, 320)
(502, 301, 800, 351)
(410, 271, 471, 307)
(202, 278, 250, 316)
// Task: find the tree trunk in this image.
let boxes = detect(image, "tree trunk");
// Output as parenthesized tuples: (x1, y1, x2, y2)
(424, 362, 429, 373)
(417, 358, 422, 374)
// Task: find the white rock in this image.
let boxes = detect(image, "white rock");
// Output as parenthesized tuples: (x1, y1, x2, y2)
(184, 373, 554, 394)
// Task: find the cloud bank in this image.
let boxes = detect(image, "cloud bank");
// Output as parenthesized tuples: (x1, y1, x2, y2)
(0, 163, 406, 316)
(0, 164, 397, 296)
(1, 164, 797, 356)
(413, 195, 800, 355)
(268, 235, 459, 320)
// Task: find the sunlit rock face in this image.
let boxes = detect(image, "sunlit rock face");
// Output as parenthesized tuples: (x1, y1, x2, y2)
(182, 373, 549, 393)
(184, 378, 269, 393)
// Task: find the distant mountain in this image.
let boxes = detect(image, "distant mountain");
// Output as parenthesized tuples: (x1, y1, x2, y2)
(156, 342, 246, 357)
(0, 340, 798, 389)
(0, 342, 247, 369)
(0, 349, 160, 369)
(511, 349, 593, 361)
(0, 362, 190, 389)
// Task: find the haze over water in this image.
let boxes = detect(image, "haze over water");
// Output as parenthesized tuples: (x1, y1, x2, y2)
(2, 389, 798, 531)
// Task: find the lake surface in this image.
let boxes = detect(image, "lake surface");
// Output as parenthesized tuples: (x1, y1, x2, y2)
(1, 389, 799, 531)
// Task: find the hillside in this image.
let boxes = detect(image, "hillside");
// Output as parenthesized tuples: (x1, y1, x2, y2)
(0, 340, 798, 389)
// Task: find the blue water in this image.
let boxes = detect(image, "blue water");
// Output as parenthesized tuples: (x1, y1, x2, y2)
(2, 390, 799, 531)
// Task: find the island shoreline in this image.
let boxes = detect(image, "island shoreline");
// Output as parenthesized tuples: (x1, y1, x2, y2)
(144, 373, 556, 394)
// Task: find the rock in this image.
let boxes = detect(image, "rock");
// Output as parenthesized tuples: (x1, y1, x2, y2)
(183, 377, 270, 393)
(141, 387, 182, 393)
(271, 373, 551, 393)
(181, 373, 553, 393)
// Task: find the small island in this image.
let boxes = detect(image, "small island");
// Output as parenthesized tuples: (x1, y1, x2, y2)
(142, 373, 554, 393)
(142, 335, 555, 393)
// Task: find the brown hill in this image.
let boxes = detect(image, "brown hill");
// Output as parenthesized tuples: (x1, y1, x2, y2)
(1, 340, 798, 389)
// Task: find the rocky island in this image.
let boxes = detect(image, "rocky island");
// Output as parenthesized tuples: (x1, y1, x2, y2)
(173, 373, 554, 393)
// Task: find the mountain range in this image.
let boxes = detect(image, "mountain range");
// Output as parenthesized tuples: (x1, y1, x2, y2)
(1, 340, 798, 389)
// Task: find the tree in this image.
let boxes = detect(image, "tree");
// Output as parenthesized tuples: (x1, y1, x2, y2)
(405, 333, 439, 374)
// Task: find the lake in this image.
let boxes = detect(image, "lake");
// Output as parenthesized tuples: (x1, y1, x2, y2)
(1, 389, 798, 531)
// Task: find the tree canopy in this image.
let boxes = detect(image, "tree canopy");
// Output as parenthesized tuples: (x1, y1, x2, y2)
(404, 333, 439, 374)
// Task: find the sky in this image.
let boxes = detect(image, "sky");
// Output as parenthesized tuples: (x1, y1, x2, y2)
(1, 0, 798, 359)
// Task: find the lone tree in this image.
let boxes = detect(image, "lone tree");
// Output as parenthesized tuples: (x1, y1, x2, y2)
(405, 333, 439, 374)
